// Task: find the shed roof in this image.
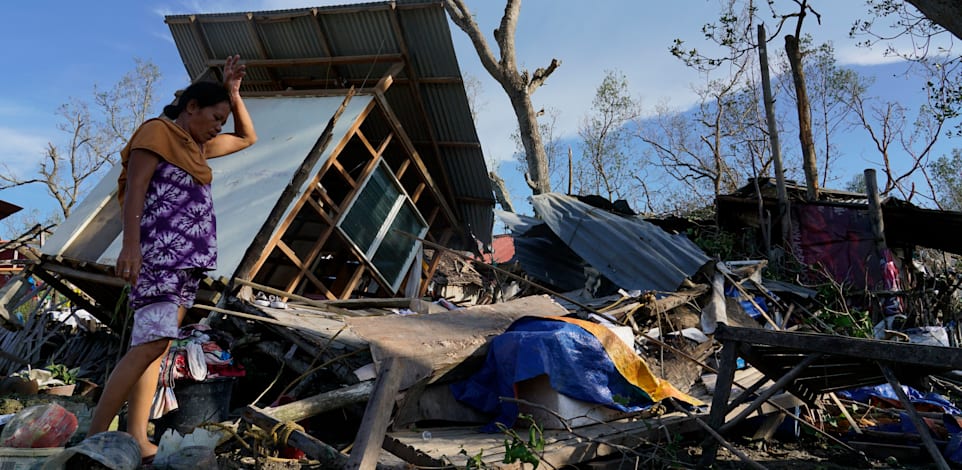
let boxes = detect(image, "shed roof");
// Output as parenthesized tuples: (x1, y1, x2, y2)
(164, 0, 493, 246)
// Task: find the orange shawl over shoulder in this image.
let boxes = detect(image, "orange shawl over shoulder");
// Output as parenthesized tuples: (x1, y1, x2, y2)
(117, 118, 212, 205)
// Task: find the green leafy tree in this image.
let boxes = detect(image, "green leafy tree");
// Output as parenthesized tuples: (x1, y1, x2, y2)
(575, 70, 642, 204)
(929, 149, 962, 210)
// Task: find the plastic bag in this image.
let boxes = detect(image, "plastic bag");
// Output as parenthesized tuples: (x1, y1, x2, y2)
(42, 431, 140, 470)
(0, 402, 78, 448)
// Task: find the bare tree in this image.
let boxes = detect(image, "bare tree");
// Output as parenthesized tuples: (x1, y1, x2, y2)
(856, 0, 962, 132)
(444, 0, 559, 195)
(0, 59, 161, 221)
(840, 70, 946, 202)
(903, 0, 962, 39)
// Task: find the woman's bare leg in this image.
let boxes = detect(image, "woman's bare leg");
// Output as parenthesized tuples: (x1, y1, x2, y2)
(126, 306, 187, 457)
(87, 340, 168, 438)
(88, 306, 186, 458)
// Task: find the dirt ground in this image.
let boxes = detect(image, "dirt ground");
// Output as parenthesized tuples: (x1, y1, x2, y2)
(205, 435, 945, 469)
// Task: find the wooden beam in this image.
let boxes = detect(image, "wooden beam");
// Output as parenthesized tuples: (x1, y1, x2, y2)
(715, 324, 962, 370)
(879, 364, 950, 470)
(39, 262, 125, 288)
(386, 4, 459, 219)
(205, 54, 403, 68)
(346, 356, 405, 470)
(261, 381, 374, 423)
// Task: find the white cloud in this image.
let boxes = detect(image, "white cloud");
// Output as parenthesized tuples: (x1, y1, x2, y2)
(0, 127, 49, 176)
(836, 44, 909, 67)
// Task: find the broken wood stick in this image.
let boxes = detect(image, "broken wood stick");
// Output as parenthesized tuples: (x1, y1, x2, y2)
(673, 399, 767, 470)
(265, 380, 374, 423)
(829, 391, 862, 435)
(394, 231, 611, 319)
(346, 356, 405, 470)
(244, 405, 349, 468)
(230, 278, 355, 316)
(879, 363, 950, 470)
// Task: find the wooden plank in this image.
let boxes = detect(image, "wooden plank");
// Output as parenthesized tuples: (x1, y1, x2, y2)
(347, 357, 406, 470)
(879, 363, 950, 470)
(715, 324, 962, 369)
(700, 340, 738, 467)
(344, 295, 569, 390)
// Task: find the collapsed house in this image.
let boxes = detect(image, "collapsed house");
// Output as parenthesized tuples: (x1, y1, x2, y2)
(18, 0, 494, 331)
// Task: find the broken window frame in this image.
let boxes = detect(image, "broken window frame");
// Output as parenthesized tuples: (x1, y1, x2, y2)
(337, 159, 428, 293)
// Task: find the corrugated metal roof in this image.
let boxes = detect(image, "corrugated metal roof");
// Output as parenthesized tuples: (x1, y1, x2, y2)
(530, 193, 712, 293)
(164, 0, 493, 247)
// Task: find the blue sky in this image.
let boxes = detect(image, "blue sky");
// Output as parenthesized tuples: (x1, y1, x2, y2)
(0, 1, 957, 237)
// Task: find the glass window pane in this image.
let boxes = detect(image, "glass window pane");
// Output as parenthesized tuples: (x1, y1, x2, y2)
(340, 167, 400, 254)
(372, 201, 426, 286)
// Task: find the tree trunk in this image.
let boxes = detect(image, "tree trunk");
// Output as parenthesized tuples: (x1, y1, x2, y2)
(785, 34, 819, 201)
(489, 171, 515, 212)
(508, 89, 551, 194)
(443, 0, 557, 197)
(758, 24, 790, 244)
(905, 0, 962, 40)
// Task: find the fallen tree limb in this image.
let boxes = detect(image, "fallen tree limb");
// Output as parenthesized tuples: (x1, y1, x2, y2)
(265, 381, 374, 423)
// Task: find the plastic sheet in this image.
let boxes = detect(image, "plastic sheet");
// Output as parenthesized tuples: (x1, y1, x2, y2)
(0, 403, 78, 448)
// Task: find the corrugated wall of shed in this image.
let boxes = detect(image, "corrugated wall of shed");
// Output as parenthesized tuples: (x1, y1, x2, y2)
(167, 24, 209, 79)
(442, 147, 490, 200)
(384, 88, 429, 140)
(532, 193, 710, 293)
(317, 10, 399, 79)
(459, 203, 495, 243)
(397, 6, 462, 77)
(420, 84, 476, 142)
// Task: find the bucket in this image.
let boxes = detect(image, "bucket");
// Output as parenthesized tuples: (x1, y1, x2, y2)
(0, 447, 63, 470)
(152, 378, 234, 437)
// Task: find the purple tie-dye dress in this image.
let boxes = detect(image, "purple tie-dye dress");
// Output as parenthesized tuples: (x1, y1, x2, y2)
(140, 160, 217, 271)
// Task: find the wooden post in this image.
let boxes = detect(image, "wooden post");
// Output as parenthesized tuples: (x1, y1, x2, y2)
(346, 356, 406, 470)
(700, 340, 738, 468)
(863, 169, 887, 252)
(758, 24, 790, 244)
(864, 168, 888, 292)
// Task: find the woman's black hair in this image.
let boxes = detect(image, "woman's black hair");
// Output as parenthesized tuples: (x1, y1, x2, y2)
(162, 81, 230, 119)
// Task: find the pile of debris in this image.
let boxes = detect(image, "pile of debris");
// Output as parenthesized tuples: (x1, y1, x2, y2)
(1, 191, 962, 469)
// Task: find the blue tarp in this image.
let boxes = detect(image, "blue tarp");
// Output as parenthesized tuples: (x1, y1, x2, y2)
(451, 317, 666, 431)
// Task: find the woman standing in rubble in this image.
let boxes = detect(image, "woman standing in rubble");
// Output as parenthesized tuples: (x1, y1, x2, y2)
(88, 55, 257, 463)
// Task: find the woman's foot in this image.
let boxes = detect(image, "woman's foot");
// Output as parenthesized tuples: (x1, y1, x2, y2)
(140, 441, 158, 462)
